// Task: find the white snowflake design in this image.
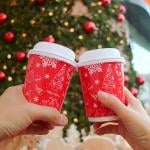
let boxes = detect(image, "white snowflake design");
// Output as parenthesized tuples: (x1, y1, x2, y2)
(33, 97, 39, 102)
(40, 56, 58, 68)
(95, 80, 100, 85)
(85, 64, 102, 75)
(93, 103, 98, 109)
(45, 74, 50, 79)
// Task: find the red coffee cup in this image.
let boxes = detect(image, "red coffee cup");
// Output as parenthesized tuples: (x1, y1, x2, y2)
(78, 48, 125, 122)
(23, 42, 76, 111)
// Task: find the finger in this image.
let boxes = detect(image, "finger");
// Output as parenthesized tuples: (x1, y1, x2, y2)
(98, 91, 129, 119)
(95, 125, 119, 135)
(124, 88, 142, 106)
(27, 104, 68, 126)
(22, 125, 53, 135)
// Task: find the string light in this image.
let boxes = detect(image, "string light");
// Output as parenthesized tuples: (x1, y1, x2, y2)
(48, 11, 53, 16)
(114, 5, 118, 9)
(73, 118, 78, 123)
(64, 21, 69, 26)
(91, 2, 96, 6)
(41, 7, 45, 11)
(69, 28, 75, 32)
(97, 1, 102, 6)
(98, 45, 102, 48)
(98, 10, 102, 14)
(30, 19, 36, 25)
(7, 54, 12, 59)
(66, 1, 70, 5)
(3, 65, 7, 70)
(11, 19, 15, 24)
(11, 69, 15, 74)
(63, 110, 67, 115)
(23, 65, 26, 70)
(8, 76, 12, 81)
(28, 43, 32, 47)
(63, 7, 68, 13)
(78, 35, 84, 40)
(22, 33, 27, 38)
(106, 37, 111, 41)
(120, 40, 125, 45)
(111, 9, 115, 13)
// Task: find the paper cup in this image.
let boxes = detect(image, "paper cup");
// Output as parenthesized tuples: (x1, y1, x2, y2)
(23, 42, 76, 111)
(78, 48, 125, 122)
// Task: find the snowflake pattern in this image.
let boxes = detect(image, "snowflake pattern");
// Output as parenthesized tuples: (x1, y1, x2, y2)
(95, 80, 100, 85)
(33, 97, 39, 102)
(45, 74, 50, 79)
(40, 56, 58, 68)
(85, 64, 102, 75)
(93, 103, 98, 109)
(35, 85, 43, 94)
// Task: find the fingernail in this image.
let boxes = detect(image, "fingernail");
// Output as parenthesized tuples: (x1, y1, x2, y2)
(58, 115, 68, 125)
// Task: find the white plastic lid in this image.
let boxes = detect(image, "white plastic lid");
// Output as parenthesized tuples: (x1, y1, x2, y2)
(28, 42, 76, 67)
(78, 48, 125, 66)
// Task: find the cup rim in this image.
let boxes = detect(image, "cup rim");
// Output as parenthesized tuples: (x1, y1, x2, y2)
(77, 57, 125, 67)
(28, 50, 77, 68)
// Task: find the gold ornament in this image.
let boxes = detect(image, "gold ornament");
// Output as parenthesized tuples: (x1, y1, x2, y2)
(73, 118, 78, 123)
(78, 35, 83, 40)
(8, 76, 12, 81)
(7, 54, 12, 59)
(3, 65, 7, 70)
(48, 11, 53, 16)
(11, 19, 15, 24)
(30, 19, 36, 25)
(63, 110, 67, 115)
(69, 28, 75, 32)
(23, 65, 27, 70)
(64, 21, 69, 26)
(22, 33, 27, 38)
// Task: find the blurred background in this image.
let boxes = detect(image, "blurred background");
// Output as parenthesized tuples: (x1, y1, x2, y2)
(0, 0, 150, 150)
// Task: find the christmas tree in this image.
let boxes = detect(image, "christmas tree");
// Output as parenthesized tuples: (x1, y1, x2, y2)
(0, 0, 144, 133)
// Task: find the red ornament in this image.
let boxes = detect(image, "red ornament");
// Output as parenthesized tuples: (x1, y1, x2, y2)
(130, 87, 138, 97)
(44, 35, 55, 43)
(124, 75, 129, 85)
(136, 76, 145, 86)
(101, 0, 111, 7)
(0, 13, 7, 24)
(83, 21, 96, 33)
(4, 31, 15, 42)
(117, 14, 125, 23)
(0, 71, 6, 81)
(119, 5, 126, 14)
(16, 52, 26, 61)
(34, 0, 46, 5)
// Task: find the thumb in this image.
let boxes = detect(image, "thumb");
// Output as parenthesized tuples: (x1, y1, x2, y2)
(97, 91, 129, 121)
